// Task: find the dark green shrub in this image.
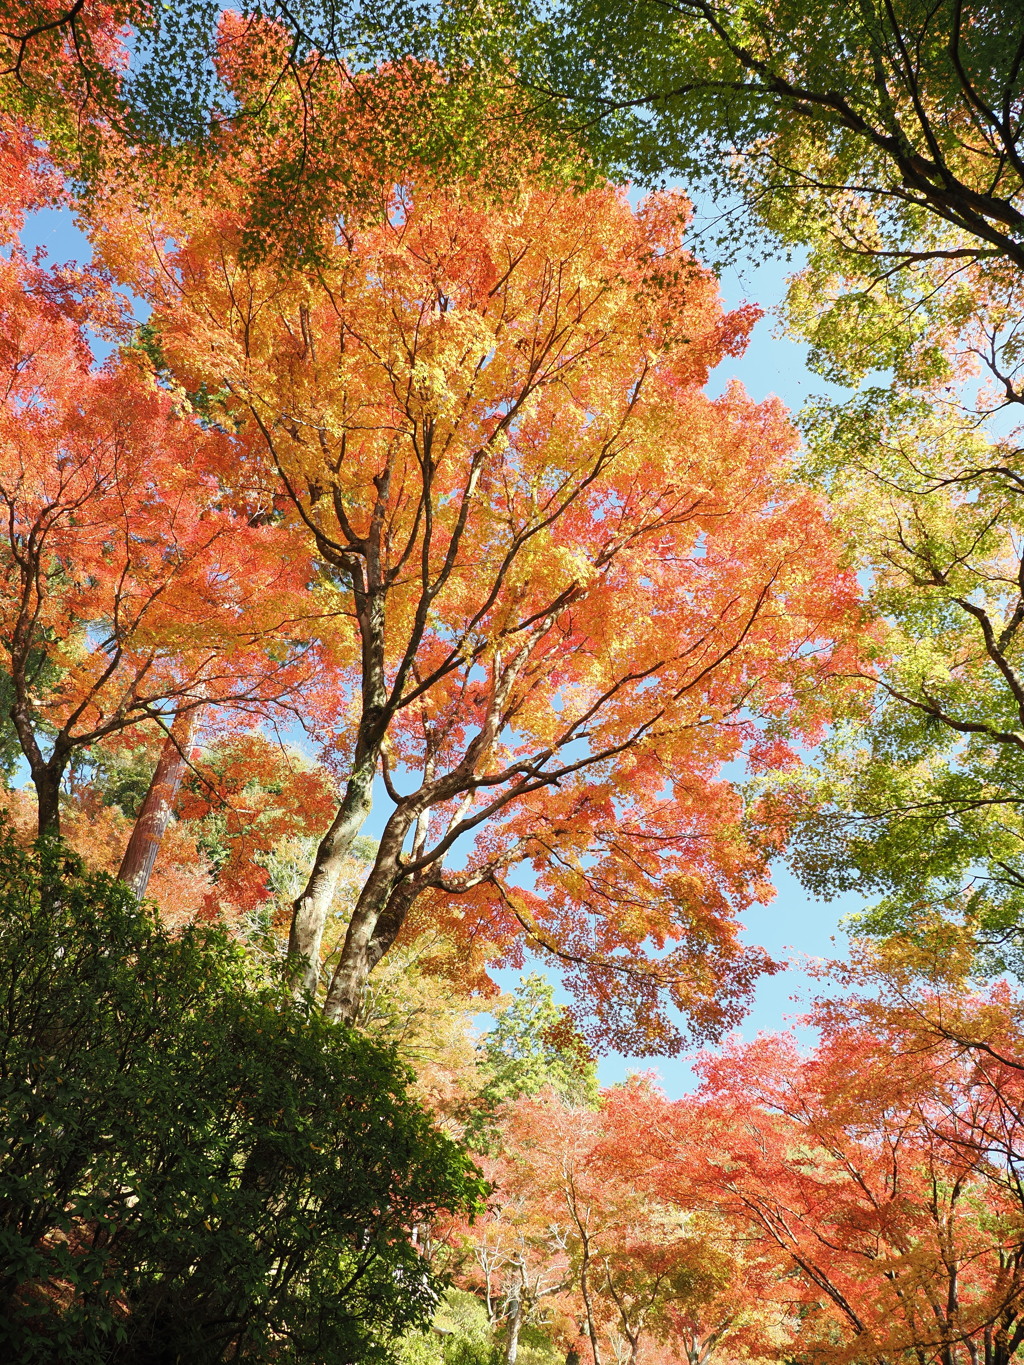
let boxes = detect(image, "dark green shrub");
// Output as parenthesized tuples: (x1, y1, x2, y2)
(0, 826, 484, 1363)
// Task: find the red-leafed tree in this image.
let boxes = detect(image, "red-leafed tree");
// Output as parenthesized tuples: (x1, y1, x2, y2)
(88, 40, 867, 1046)
(809, 930, 1024, 1297)
(0, 225, 320, 838)
(456, 1086, 788, 1365)
(458, 1128, 576, 1365)
(645, 1014, 1024, 1365)
(175, 731, 340, 914)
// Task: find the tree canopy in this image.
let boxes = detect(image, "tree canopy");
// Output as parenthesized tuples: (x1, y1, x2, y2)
(84, 79, 867, 1047)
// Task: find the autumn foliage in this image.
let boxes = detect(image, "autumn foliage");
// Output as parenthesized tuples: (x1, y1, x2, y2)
(0, 23, 871, 1048)
(456, 1087, 784, 1365)
(0, 190, 328, 839)
(6, 10, 1024, 1365)
(79, 42, 866, 1046)
(435, 953, 1024, 1365)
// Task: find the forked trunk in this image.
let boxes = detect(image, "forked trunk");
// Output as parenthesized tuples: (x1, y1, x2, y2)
(322, 877, 419, 1023)
(287, 759, 376, 997)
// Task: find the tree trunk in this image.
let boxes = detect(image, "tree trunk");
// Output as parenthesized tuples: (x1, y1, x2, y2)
(33, 764, 62, 839)
(505, 1294, 524, 1365)
(118, 712, 197, 899)
(286, 757, 377, 997)
(10, 692, 66, 838)
(322, 875, 419, 1023)
(577, 1229, 602, 1365)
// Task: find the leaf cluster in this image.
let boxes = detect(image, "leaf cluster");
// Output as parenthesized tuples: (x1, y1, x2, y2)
(477, 974, 599, 1112)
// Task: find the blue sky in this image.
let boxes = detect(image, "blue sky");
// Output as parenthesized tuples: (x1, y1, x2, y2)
(21, 207, 94, 270)
(21, 195, 864, 1098)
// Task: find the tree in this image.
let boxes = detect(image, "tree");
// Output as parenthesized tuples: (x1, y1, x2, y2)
(458, 1130, 575, 1365)
(0, 764, 220, 924)
(453, 0, 1024, 423)
(116, 709, 199, 897)
(594, 1084, 793, 1365)
(0, 3, 564, 274)
(647, 1014, 1024, 1365)
(173, 730, 341, 914)
(91, 106, 864, 1048)
(774, 379, 1024, 973)
(0, 821, 484, 1364)
(478, 975, 599, 1111)
(0, 222, 320, 837)
(466, 2, 1023, 312)
(454, 1, 1024, 964)
(460, 1087, 783, 1365)
(807, 928, 1024, 1256)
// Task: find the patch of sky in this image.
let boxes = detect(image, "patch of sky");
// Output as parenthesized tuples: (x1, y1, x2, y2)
(387, 184, 415, 229)
(18, 206, 152, 365)
(19, 207, 92, 266)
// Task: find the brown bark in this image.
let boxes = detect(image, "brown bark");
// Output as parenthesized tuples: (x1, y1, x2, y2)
(322, 873, 420, 1024)
(9, 678, 67, 838)
(32, 764, 63, 840)
(118, 711, 198, 899)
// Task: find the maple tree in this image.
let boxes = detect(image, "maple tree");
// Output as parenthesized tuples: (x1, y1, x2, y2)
(88, 92, 865, 1047)
(454, 1086, 786, 1365)
(0, 725, 341, 924)
(0, 162, 328, 839)
(172, 731, 341, 914)
(0, 2, 562, 283)
(0, 0, 132, 154)
(639, 997, 1024, 1365)
(437, 0, 1024, 971)
(459, 1129, 575, 1365)
(452, 0, 1024, 430)
(810, 929, 1024, 1247)
(0, 776, 217, 924)
(466, 2, 1023, 314)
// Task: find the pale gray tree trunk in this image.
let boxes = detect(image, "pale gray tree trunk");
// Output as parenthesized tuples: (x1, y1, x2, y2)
(286, 757, 378, 996)
(505, 1295, 523, 1365)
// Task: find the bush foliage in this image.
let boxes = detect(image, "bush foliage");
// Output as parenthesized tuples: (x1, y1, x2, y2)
(0, 825, 484, 1364)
